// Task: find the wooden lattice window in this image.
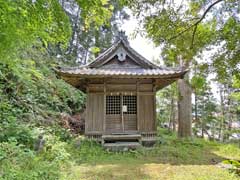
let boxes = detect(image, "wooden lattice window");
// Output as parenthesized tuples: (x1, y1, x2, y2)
(106, 95, 121, 114)
(123, 95, 137, 114)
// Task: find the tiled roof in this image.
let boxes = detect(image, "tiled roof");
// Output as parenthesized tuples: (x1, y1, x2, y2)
(58, 67, 187, 78)
(57, 32, 188, 79)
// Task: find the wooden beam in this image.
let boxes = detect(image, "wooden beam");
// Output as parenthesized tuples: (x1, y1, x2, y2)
(87, 92, 104, 95)
(88, 84, 104, 87)
(138, 92, 154, 95)
(106, 91, 137, 95)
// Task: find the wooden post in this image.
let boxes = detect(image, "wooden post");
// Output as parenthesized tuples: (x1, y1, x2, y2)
(85, 86, 89, 133)
(137, 80, 140, 131)
(103, 81, 106, 134)
(153, 81, 157, 131)
(121, 93, 124, 132)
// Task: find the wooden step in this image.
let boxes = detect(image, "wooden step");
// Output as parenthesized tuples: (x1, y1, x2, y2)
(102, 134, 141, 140)
(103, 142, 141, 151)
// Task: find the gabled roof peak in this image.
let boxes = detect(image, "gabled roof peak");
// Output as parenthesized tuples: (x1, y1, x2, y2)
(114, 30, 129, 44)
(88, 35, 159, 69)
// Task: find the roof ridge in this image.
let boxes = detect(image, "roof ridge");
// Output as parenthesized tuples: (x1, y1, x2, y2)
(59, 65, 87, 71)
(87, 40, 121, 67)
(121, 40, 159, 69)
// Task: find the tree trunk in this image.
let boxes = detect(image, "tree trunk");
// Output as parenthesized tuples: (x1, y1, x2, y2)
(194, 92, 198, 123)
(219, 88, 225, 141)
(227, 90, 232, 140)
(177, 79, 192, 138)
(201, 119, 204, 138)
(172, 102, 177, 131)
(168, 98, 174, 131)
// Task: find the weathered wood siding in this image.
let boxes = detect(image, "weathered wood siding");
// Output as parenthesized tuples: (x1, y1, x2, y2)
(86, 93, 104, 133)
(106, 114, 122, 133)
(86, 78, 156, 134)
(124, 114, 137, 131)
(138, 94, 156, 131)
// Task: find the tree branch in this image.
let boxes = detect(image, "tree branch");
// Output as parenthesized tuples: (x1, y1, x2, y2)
(168, 0, 224, 47)
(190, 0, 224, 48)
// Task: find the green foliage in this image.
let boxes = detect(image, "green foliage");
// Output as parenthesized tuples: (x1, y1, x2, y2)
(76, 0, 114, 30)
(222, 159, 240, 176)
(191, 75, 206, 90)
(1, 129, 239, 179)
(0, 45, 85, 179)
(0, 136, 71, 180)
(156, 83, 177, 126)
(129, 0, 239, 83)
(128, 0, 239, 141)
(59, 0, 129, 65)
(0, 0, 71, 62)
(0, 0, 116, 178)
(0, 0, 239, 179)
(0, 55, 85, 138)
(65, 130, 239, 180)
(0, 118, 34, 148)
(231, 75, 240, 110)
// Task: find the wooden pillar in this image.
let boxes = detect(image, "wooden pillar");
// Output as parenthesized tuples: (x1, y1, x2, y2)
(137, 80, 140, 131)
(85, 86, 89, 133)
(121, 93, 124, 132)
(103, 81, 106, 134)
(153, 80, 157, 131)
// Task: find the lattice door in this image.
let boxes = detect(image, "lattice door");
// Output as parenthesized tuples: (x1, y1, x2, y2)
(123, 95, 137, 131)
(105, 95, 137, 133)
(106, 95, 122, 132)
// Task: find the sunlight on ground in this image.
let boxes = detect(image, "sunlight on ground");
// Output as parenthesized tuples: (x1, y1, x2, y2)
(64, 163, 238, 180)
(60, 134, 240, 180)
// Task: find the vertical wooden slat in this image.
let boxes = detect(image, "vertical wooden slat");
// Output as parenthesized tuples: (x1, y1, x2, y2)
(86, 93, 104, 133)
(138, 93, 155, 132)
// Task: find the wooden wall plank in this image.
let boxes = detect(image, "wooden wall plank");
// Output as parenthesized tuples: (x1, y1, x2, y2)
(86, 79, 156, 134)
(86, 93, 104, 133)
(138, 94, 155, 132)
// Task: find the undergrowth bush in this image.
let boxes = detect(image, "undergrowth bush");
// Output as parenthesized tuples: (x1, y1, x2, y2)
(0, 139, 69, 180)
(0, 49, 85, 179)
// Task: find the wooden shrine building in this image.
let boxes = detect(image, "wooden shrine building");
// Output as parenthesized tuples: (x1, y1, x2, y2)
(57, 32, 187, 149)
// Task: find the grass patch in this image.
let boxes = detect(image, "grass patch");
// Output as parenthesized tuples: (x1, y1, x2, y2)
(2, 129, 239, 179)
(61, 130, 240, 180)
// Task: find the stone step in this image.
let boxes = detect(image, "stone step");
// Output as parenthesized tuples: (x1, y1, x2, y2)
(103, 142, 141, 151)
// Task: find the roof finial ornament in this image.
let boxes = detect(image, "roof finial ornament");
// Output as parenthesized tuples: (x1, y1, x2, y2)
(115, 30, 129, 44)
